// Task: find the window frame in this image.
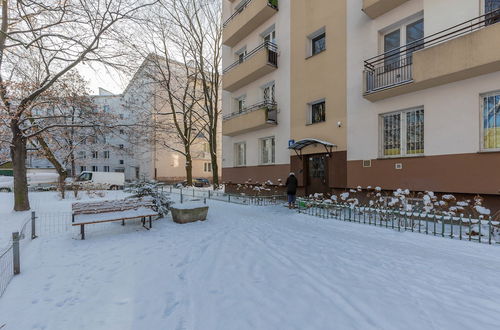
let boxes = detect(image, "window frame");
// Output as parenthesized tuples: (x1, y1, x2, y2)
(379, 107, 425, 158)
(234, 142, 247, 167)
(308, 27, 326, 57)
(307, 99, 326, 125)
(259, 136, 276, 165)
(480, 90, 500, 152)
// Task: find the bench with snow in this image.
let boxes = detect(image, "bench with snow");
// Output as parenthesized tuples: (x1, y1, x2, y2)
(71, 198, 159, 239)
(170, 202, 208, 224)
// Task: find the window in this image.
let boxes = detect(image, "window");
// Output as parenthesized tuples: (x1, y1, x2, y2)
(119, 114, 124, 120)
(103, 105, 110, 112)
(119, 144, 124, 149)
(311, 33, 326, 55)
(381, 108, 424, 157)
(115, 168, 125, 173)
(103, 151, 110, 159)
(119, 160, 124, 165)
(234, 142, 246, 167)
(119, 129, 125, 135)
(263, 29, 276, 45)
(204, 162, 212, 172)
(485, 0, 500, 25)
(260, 137, 275, 165)
(78, 151, 86, 159)
(103, 166, 110, 172)
(235, 47, 247, 64)
(481, 91, 500, 150)
(80, 166, 87, 172)
(203, 143, 210, 153)
(235, 95, 246, 113)
(383, 18, 424, 69)
(308, 100, 326, 124)
(92, 166, 98, 172)
(92, 151, 98, 159)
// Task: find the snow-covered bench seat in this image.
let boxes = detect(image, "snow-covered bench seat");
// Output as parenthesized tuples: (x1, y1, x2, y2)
(71, 198, 159, 240)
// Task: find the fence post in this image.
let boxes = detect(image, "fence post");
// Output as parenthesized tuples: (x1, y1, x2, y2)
(180, 189, 183, 204)
(31, 211, 37, 239)
(12, 232, 20, 275)
(478, 218, 482, 243)
(488, 217, 492, 245)
(208, 190, 211, 199)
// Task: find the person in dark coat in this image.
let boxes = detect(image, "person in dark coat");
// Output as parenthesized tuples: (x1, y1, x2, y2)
(285, 172, 298, 209)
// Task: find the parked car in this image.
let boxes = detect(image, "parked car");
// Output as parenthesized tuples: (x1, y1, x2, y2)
(174, 178, 210, 188)
(74, 171, 125, 190)
(0, 172, 59, 192)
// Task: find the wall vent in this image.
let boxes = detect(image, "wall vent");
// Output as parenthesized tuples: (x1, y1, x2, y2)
(362, 160, 372, 168)
(395, 163, 403, 170)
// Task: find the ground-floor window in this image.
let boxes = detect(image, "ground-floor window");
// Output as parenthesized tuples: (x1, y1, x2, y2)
(481, 91, 500, 150)
(260, 136, 275, 165)
(80, 166, 86, 172)
(204, 162, 212, 172)
(234, 142, 246, 167)
(92, 165, 98, 172)
(103, 166, 110, 172)
(381, 108, 424, 157)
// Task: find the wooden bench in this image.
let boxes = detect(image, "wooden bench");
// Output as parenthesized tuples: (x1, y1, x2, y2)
(71, 198, 159, 240)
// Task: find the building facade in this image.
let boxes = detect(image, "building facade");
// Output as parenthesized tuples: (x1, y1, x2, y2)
(221, 0, 292, 184)
(222, 0, 500, 204)
(347, 0, 500, 197)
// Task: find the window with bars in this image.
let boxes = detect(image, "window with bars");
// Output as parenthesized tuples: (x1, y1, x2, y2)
(481, 91, 500, 150)
(260, 137, 275, 165)
(381, 108, 424, 157)
(234, 142, 246, 167)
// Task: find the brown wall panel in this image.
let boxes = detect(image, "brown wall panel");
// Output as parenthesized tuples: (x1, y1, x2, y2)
(222, 164, 290, 185)
(347, 152, 500, 195)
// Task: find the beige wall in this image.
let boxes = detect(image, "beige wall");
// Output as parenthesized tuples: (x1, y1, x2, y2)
(290, 0, 347, 154)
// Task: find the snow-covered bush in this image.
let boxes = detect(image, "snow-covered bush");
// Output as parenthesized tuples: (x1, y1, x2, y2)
(125, 181, 172, 217)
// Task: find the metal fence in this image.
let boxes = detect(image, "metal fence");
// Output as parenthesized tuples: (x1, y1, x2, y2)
(296, 200, 500, 245)
(161, 186, 286, 206)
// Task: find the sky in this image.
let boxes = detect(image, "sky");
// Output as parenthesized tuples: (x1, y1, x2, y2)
(77, 63, 131, 96)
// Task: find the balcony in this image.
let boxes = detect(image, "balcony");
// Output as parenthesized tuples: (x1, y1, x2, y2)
(362, 0, 409, 19)
(223, 0, 279, 47)
(223, 42, 278, 92)
(222, 101, 278, 136)
(363, 9, 500, 102)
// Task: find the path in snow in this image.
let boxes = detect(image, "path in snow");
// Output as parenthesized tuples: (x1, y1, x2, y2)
(0, 197, 500, 330)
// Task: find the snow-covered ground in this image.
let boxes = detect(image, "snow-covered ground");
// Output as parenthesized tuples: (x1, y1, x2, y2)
(1, 192, 500, 329)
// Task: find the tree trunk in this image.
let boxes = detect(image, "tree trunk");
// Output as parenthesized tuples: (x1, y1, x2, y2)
(36, 135, 68, 199)
(10, 124, 30, 211)
(209, 127, 219, 189)
(185, 153, 193, 186)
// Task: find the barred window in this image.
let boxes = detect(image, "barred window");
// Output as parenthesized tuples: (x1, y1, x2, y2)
(381, 108, 424, 157)
(482, 91, 500, 150)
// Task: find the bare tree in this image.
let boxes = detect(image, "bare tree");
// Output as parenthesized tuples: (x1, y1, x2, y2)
(0, 0, 155, 210)
(163, 0, 223, 188)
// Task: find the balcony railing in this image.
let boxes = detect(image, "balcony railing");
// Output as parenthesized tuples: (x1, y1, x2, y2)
(364, 9, 500, 94)
(223, 101, 277, 122)
(223, 42, 278, 74)
(223, 0, 279, 28)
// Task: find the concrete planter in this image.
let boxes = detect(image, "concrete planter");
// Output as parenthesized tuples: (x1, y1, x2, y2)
(171, 203, 209, 224)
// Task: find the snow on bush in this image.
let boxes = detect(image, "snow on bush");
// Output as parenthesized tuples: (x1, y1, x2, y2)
(125, 181, 172, 217)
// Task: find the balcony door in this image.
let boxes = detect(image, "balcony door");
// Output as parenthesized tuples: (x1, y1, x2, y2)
(485, 0, 500, 25)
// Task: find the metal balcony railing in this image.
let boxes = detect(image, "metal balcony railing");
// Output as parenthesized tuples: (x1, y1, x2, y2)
(223, 41, 278, 74)
(364, 9, 500, 94)
(223, 100, 277, 123)
(223, 0, 279, 28)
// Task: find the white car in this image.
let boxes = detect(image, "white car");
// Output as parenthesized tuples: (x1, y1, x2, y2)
(74, 171, 125, 190)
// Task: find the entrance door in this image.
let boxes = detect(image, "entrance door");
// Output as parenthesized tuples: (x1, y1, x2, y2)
(305, 154, 329, 195)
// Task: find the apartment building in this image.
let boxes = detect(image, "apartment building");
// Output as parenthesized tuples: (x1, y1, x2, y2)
(347, 0, 500, 199)
(222, 0, 500, 202)
(221, 0, 292, 184)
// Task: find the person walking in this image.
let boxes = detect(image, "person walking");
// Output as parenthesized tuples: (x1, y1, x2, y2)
(286, 172, 298, 209)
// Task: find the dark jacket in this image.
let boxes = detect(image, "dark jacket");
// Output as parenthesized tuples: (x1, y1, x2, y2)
(285, 175, 298, 195)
